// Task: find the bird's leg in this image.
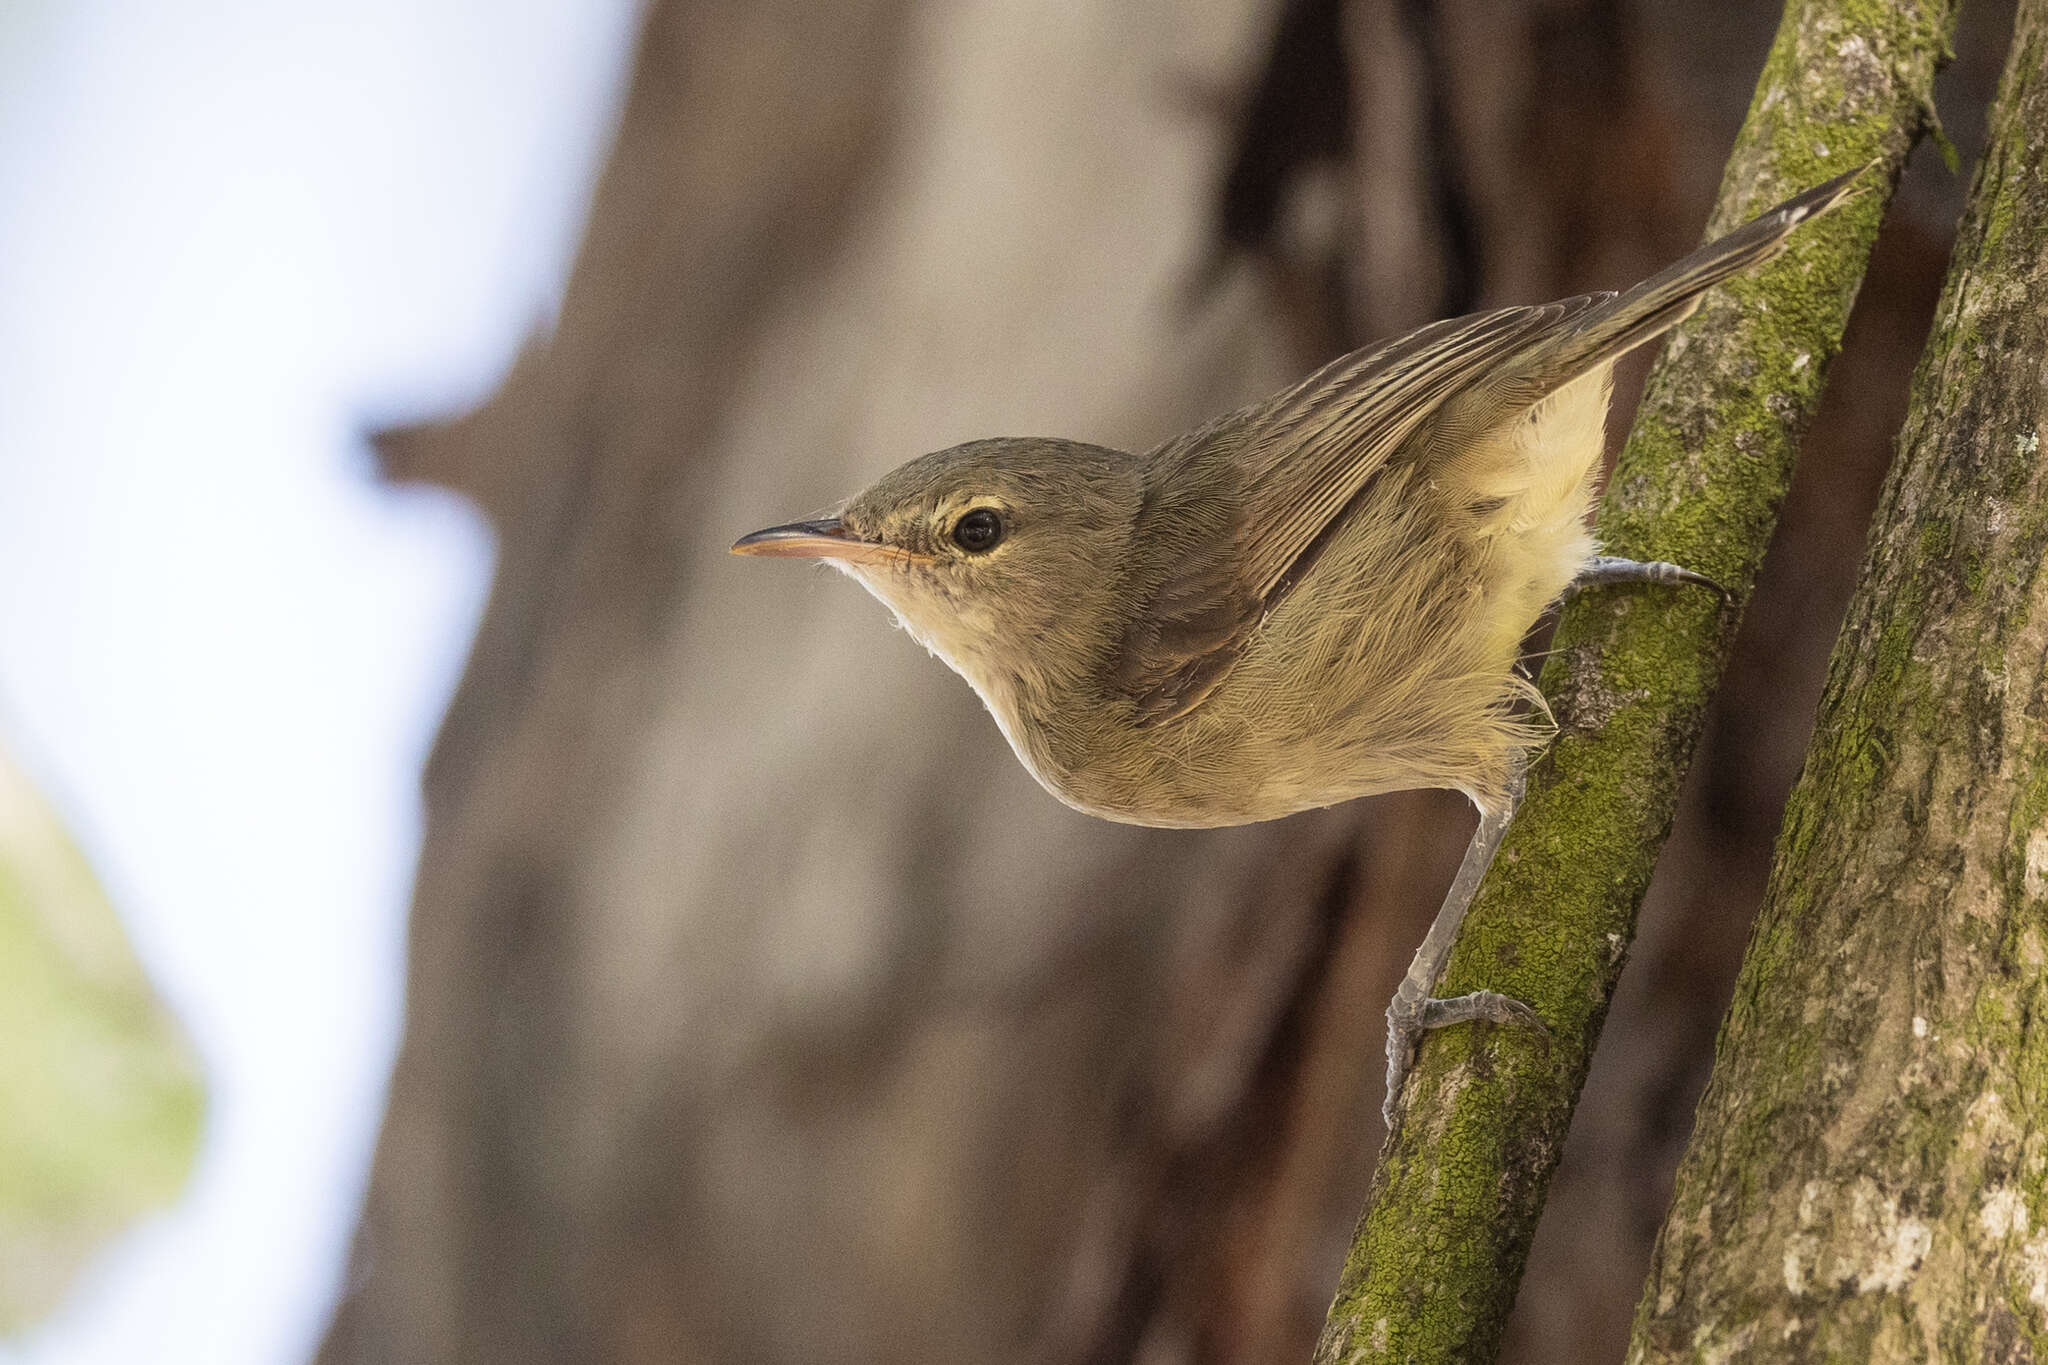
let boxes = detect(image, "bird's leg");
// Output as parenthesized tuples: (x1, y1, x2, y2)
(1383, 765, 1544, 1125)
(1386, 559, 1715, 1120)
(1570, 555, 1721, 594)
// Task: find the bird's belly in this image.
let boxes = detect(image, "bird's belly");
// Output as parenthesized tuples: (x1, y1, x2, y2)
(1019, 708, 1425, 829)
(1033, 560, 1544, 826)
(1040, 758, 1348, 829)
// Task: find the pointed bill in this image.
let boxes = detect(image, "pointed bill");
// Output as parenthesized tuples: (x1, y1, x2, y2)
(729, 517, 930, 566)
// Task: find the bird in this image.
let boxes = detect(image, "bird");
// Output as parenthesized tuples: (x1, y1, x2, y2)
(732, 166, 1866, 1119)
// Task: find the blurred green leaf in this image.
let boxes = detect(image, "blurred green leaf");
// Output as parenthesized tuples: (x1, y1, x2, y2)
(0, 743, 203, 1335)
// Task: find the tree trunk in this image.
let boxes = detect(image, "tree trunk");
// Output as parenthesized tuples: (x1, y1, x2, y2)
(1629, 2, 2048, 1357)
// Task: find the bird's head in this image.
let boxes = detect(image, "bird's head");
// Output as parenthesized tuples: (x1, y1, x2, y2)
(732, 437, 1143, 702)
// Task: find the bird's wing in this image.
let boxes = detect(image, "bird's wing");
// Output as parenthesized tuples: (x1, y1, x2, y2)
(1112, 169, 1872, 727)
(1112, 300, 1600, 725)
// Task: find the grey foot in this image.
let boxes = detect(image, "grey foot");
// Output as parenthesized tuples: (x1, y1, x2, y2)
(1384, 987, 1549, 1125)
(1422, 990, 1546, 1032)
(1572, 555, 1723, 594)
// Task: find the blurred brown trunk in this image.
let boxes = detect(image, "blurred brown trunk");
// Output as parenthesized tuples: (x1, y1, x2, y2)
(317, 2, 1987, 1362)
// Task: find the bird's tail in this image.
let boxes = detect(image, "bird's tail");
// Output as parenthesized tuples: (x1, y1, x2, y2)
(1525, 163, 1872, 390)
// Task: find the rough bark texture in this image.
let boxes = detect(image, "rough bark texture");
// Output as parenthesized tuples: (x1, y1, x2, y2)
(1628, 4, 2048, 1357)
(1315, 2, 1959, 1361)
(316, 1, 1990, 1361)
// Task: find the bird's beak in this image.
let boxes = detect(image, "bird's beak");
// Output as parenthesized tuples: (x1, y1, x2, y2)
(729, 517, 928, 566)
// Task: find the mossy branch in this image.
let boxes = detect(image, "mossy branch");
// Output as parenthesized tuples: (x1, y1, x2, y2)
(1312, 1, 1960, 1360)
(1628, 1, 2048, 1356)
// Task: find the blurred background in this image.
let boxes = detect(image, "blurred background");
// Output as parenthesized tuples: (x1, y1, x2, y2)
(0, 2, 2015, 1363)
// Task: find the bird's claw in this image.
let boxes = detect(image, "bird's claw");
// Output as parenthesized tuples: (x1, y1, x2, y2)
(1382, 988, 1548, 1126)
(1570, 555, 1724, 597)
(1422, 989, 1548, 1033)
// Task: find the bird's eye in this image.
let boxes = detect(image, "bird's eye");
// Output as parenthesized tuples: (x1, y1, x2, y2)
(951, 508, 1004, 554)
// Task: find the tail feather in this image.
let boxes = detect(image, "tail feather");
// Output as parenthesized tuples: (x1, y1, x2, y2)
(1520, 163, 1871, 393)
